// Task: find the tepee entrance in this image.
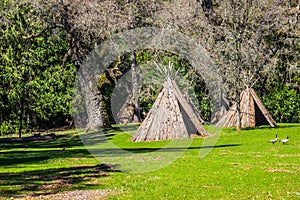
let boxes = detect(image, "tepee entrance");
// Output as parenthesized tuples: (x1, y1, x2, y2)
(132, 62, 208, 142)
(216, 88, 276, 128)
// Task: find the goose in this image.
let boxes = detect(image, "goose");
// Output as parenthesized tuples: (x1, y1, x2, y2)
(268, 133, 278, 144)
(279, 136, 290, 144)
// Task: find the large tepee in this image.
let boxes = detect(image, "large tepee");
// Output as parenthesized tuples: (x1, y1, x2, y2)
(216, 88, 276, 128)
(132, 76, 208, 142)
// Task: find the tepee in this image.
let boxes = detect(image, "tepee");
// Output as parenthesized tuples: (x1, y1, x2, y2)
(216, 88, 276, 128)
(117, 95, 141, 124)
(132, 62, 208, 142)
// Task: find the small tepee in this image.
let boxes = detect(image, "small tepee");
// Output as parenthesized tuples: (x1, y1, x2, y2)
(117, 95, 141, 124)
(216, 88, 276, 128)
(132, 62, 208, 142)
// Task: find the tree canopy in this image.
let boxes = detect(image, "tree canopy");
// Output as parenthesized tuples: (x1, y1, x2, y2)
(0, 0, 299, 135)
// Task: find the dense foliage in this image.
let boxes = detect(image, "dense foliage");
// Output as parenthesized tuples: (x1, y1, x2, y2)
(0, 0, 299, 135)
(259, 63, 300, 123)
(0, 0, 76, 136)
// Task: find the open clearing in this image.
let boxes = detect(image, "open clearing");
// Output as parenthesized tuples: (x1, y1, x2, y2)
(0, 124, 299, 199)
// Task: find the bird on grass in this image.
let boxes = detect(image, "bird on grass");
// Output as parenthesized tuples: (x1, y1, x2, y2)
(279, 136, 290, 144)
(268, 133, 278, 144)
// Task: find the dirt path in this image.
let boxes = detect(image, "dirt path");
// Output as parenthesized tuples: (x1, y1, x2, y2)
(14, 189, 113, 200)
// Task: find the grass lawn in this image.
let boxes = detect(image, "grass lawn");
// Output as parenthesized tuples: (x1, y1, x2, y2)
(0, 124, 299, 199)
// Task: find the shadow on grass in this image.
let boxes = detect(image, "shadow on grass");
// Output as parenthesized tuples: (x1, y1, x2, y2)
(0, 140, 239, 168)
(0, 148, 94, 167)
(272, 124, 300, 129)
(0, 134, 93, 167)
(0, 164, 120, 198)
(0, 133, 83, 150)
(91, 144, 241, 154)
(0, 127, 121, 150)
(222, 124, 300, 133)
(0, 131, 124, 198)
(113, 123, 140, 132)
(242, 126, 276, 130)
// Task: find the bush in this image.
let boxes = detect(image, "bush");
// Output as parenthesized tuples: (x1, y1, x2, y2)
(0, 121, 17, 135)
(263, 86, 300, 123)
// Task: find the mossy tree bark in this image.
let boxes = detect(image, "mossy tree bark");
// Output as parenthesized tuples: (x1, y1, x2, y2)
(130, 50, 142, 123)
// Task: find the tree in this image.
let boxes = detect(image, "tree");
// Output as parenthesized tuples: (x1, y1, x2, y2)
(209, 0, 299, 129)
(31, 0, 160, 130)
(0, 0, 76, 136)
(155, 0, 299, 130)
(2, 0, 297, 135)
(114, 0, 159, 123)
(28, 0, 128, 130)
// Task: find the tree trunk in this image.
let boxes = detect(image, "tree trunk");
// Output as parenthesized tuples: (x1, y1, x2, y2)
(85, 92, 111, 131)
(85, 91, 111, 131)
(235, 33, 242, 131)
(130, 50, 142, 123)
(19, 99, 24, 138)
(78, 73, 111, 131)
(236, 98, 241, 131)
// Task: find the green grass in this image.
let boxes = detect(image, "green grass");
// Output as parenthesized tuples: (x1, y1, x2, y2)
(0, 124, 299, 199)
